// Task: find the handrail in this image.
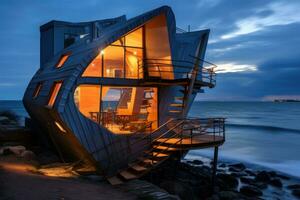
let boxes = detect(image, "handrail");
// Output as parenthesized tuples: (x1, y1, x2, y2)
(140, 58, 216, 86)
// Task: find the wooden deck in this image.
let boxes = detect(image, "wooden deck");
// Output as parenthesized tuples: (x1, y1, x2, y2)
(155, 135, 224, 150)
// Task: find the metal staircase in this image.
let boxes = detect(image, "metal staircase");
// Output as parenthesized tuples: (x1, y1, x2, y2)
(106, 118, 225, 185)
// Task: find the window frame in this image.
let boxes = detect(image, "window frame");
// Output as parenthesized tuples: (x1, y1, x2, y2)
(32, 82, 43, 99)
(55, 52, 71, 69)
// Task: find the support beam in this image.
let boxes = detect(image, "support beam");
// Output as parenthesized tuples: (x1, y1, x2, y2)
(211, 146, 219, 192)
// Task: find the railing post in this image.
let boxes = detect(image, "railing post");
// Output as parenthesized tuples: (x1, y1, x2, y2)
(212, 146, 219, 193)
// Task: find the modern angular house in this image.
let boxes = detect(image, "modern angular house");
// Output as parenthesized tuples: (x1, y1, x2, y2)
(23, 6, 225, 184)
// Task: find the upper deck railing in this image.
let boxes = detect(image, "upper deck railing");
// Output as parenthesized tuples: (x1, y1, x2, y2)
(138, 58, 217, 88)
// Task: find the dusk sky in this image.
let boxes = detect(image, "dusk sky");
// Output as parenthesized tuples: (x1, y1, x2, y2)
(0, 0, 299, 101)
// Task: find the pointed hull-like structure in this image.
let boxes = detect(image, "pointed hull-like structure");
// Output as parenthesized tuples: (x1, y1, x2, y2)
(23, 6, 224, 179)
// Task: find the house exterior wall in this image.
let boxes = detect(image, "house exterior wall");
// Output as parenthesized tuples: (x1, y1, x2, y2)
(23, 6, 210, 175)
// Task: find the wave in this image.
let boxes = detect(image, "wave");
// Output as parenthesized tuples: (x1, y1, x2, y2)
(227, 123, 300, 134)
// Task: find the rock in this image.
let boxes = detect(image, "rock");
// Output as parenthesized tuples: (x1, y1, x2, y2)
(228, 163, 246, 172)
(292, 189, 300, 198)
(276, 174, 290, 180)
(240, 185, 263, 197)
(252, 182, 268, 189)
(219, 163, 226, 168)
(191, 160, 203, 165)
(218, 191, 243, 200)
(1, 145, 26, 156)
(287, 184, 300, 190)
(20, 150, 36, 160)
(160, 181, 195, 200)
(268, 171, 277, 177)
(255, 171, 270, 182)
(240, 177, 255, 185)
(217, 173, 238, 190)
(230, 172, 247, 177)
(270, 178, 282, 188)
(245, 169, 256, 176)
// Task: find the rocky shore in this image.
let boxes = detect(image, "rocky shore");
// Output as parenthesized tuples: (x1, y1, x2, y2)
(143, 158, 300, 199)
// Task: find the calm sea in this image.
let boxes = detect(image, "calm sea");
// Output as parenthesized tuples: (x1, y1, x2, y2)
(1, 100, 300, 177)
(188, 101, 300, 177)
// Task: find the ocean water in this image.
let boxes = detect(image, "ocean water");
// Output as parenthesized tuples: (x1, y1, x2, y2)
(1, 100, 300, 177)
(188, 102, 300, 178)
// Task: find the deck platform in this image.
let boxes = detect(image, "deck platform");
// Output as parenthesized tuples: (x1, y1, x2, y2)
(155, 135, 224, 150)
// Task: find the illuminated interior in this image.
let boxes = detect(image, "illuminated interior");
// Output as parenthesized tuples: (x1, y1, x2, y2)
(82, 14, 172, 79)
(82, 28, 144, 79)
(48, 81, 62, 107)
(74, 85, 157, 134)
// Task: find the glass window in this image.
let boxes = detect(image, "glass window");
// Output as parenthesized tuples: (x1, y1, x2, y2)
(48, 81, 62, 107)
(145, 14, 173, 79)
(74, 85, 157, 134)
(81, 28, 144, 79)
(56, 54, 70, 68)
(74, 85, 100, 122)
(103, 46, 124, 78)
(125, 48, 143, 79)
(82, 53, 102, 77)
(33, 82, 43, 98)
(125, 28, 143, 48)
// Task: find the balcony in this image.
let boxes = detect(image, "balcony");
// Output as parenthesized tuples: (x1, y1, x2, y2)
(139, 58, 217, 88)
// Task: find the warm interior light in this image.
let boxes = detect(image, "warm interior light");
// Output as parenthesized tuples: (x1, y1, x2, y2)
(133, 51, 137, 55)
(100, 50, 105, 55)
(55, 121, 66, 133)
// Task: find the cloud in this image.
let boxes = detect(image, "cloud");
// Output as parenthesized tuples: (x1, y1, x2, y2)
(220, 1, 300, 39)
(0, 83, 16, 87)
(214, 63, 258, 73)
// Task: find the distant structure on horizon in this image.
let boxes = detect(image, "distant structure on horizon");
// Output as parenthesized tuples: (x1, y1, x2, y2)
(23, 6, 225, 185)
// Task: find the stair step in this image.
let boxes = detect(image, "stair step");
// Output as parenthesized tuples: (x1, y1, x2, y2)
(153, 145, 178, 151)
(175, 96, 184, 100)
(107, 176, 123, 185)
(119, 170, 138, 180)
(170, 103, 184, 107)
(130, 163, 148, 172)
(169, 110, 182, 113)
(152, 152, 169, 158)
(140, 158, 158, 165)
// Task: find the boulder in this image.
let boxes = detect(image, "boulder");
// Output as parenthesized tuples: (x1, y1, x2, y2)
(217, 173, 238, 190)
(228, 163, 246, 172)
(20, 150, 36, 160)
(240, 177, 255, 185)
(255, 171, 270, 182)
(1, 145, 26, 156)
(230, 172, 247, 177)
(292, 189, 300, 198)
(269, 178, 282, 188)
(268, 171, 277, 177)
(240, 186, 263, 197)
(160, 181, 195, 200)
(276, 174, 290, 180)
(218, 191, 243, 200)
(191, 160, 203, 165)
(287, 184, 300, 190)
(219, 163, 226, 168)
(245, 169, 256, 176)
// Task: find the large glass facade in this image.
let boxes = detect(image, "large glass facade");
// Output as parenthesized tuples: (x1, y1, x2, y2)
(74, 85, 157, 134)
(82, 27, 144, 79)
